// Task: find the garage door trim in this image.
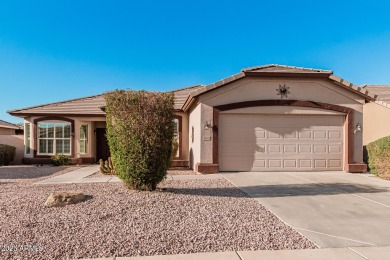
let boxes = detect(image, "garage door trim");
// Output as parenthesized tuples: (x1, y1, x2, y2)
(212, 100, 354, 171)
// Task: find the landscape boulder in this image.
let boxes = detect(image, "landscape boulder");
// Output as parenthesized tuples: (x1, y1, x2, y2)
(44, 191, 86, 207)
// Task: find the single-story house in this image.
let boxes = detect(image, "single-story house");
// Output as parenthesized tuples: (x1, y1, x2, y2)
(0, 119, 22, 135)
(362, 85, 390, 146)
(8, 64, 379, 173)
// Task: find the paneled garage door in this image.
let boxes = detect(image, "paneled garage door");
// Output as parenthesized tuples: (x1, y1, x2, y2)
(219, 114, 344, 171)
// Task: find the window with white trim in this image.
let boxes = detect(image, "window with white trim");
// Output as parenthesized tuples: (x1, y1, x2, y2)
(38, 122, 71, 155)
(25, 123, 31, 154)
(80, 124, 88, 154)
(173, 118, 180, 158)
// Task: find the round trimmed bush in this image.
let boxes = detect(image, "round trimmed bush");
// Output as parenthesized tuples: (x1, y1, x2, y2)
(105, 90, 175, 191)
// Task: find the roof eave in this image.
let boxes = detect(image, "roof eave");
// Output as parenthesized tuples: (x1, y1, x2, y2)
(243, 71, 332, 78)
(6, 94, 105, 114)
(328, 75, 376, 102)
(7, 112, 106, 118)
(182, 95, 196, 112)
(186, 72, 245, 100)
(0, 125, 19, 130)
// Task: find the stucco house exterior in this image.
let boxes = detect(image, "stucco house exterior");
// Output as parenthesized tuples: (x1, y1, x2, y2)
(0, 119, 24, 164)
(8, 65, 378, 173)
(362, 85, 390, 146)
(0, 119, 22, 135)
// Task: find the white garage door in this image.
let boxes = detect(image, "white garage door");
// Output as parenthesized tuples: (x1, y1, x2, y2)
(219, 114, 344, 171)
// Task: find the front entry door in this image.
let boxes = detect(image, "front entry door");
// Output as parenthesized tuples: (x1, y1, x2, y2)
(96, 128, 110, 161)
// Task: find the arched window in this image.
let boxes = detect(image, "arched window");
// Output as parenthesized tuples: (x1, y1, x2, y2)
(38, 121, 71, 155)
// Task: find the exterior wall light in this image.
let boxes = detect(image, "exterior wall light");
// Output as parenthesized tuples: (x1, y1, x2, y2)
(204, 121, 212, 130)
(354, 123, 362, 134)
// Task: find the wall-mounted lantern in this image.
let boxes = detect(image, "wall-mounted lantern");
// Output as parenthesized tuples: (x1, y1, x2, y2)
(354, 123, 362, 134)
(204, 121, 212, 130)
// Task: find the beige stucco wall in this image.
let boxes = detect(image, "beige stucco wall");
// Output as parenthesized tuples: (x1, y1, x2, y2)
(363, 102, 390, 145)
(24, 116, 105, 160)
(188, 103, 201, 168)
(0, 135, 24, 164)
(174, 111, 189, 161)
(220, 106, 346, 115)
(0, 127, 16, 135)
(194, 77, 366, 165)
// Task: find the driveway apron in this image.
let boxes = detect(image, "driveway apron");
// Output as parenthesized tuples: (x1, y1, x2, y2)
(221, 171, 390, 248)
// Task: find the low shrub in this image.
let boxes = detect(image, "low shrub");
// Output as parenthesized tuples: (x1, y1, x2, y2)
(0, 144, 16, 166)
(367, 135, 390, 178)
(105, 90, 175, 191)
(51, 154, 71, 166)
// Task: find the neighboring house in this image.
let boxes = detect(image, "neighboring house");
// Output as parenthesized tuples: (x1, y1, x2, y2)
(0, 119, 21, 135)
(362, 85, 390, 146)
(0, 119, 24, 164)
(8, 64, 376, 173)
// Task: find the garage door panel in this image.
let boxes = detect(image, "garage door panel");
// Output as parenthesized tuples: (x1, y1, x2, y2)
(329, 159, 342, 168)
(269, 159, 282, 168)
(284, 160, 297, 168)
(284, 144, 297, 153)
(219, 114, 344, 171)
(299, 131, 312, 139)
(299, 159, 312, 168)
(298, 145, 312, 153)
(313, 145, 327, 153)
(329, 144, 342, 153)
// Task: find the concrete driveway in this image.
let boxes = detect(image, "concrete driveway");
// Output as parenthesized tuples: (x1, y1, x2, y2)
(221, 171, 390, 248)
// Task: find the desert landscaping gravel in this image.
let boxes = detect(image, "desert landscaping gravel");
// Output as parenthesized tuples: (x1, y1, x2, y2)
(0, 166, 316, 260)
(166, 168, 197, 175)
(86, 168, 197, 178)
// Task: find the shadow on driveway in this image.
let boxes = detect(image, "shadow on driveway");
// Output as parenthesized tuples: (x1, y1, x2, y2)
(241, 182, 389, 198)
(165, 183, 388, 198)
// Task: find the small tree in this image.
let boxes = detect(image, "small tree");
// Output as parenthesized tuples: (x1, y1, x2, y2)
(105, 90, 174, 190)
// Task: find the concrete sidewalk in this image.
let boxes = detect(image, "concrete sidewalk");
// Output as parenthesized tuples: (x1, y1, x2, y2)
(33, 165, 121, 184)
(83, 246, 390, 260)
(34, 165, 223, 185)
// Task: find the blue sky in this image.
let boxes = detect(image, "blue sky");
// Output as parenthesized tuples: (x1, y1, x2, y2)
(1, 0, 390, 123)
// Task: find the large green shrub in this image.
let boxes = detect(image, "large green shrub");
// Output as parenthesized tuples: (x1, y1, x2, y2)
(105, 90, 175, 191)
(0, 144, 16, 166)
(367, 135, 390, 178)
(51, 154, 71, 166)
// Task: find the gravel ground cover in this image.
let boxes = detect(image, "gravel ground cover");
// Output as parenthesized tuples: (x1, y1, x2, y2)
(0, 165, 80, 186)
(167, 168, 197, 175)
(0, 170, 316, 260)
(86, 168, 197, 178)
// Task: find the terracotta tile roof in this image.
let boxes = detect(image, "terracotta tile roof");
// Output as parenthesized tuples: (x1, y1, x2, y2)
(8, 85, 204, 116)
(242, 64, 333, 74)
(362, 85, 390, 103)
(8, 95, 106, 116)
(169, 85, 203, 110)
(0, 119, 20, 129)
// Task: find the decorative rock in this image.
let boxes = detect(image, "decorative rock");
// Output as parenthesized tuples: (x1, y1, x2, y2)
(44, 191, 86, 207)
